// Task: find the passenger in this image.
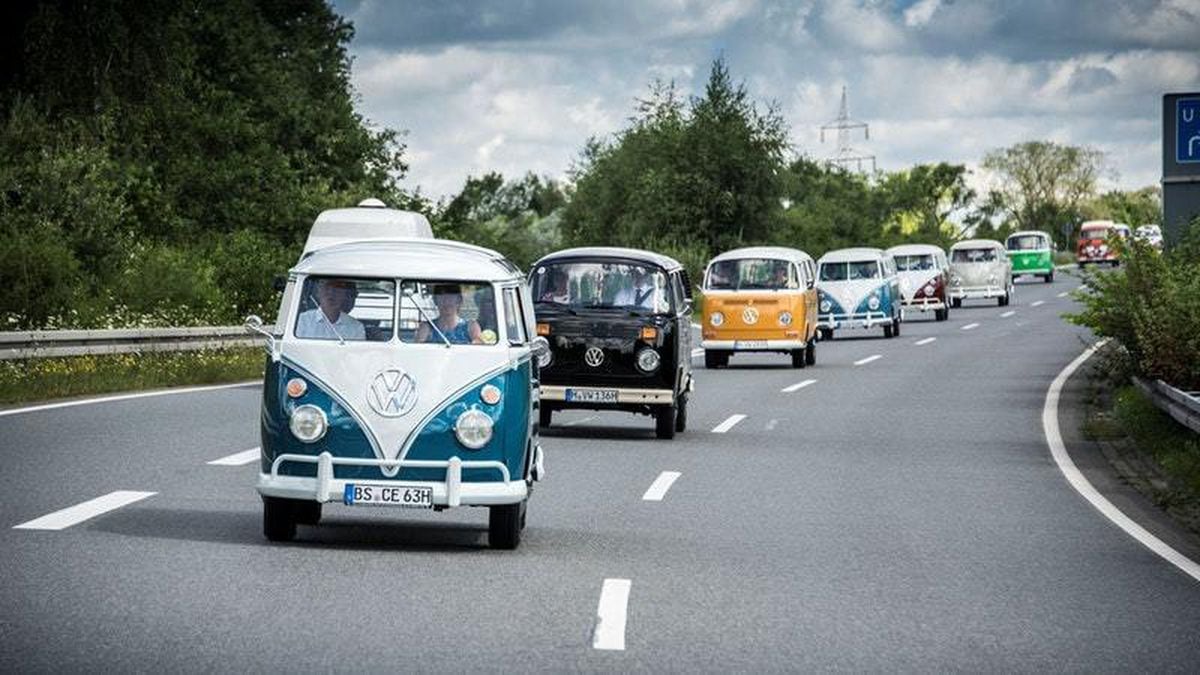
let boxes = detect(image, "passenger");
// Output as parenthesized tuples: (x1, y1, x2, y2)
(416, 284, 483, 344)
(296, 278, 365, 340)
(539, 270, 571, 304)
(770, 264, 791, 289)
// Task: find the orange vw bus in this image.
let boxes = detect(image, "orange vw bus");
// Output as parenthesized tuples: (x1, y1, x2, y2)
(701, 247, 819, 369)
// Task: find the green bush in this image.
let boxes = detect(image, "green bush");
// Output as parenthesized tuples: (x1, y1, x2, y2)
(1070, 221, 1200, 389)
(210, 229, 300, 320)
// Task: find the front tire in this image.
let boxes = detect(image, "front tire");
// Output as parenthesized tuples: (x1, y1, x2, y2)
(1045, 270, 1054, 283)
(819, 327, 834, 341)
(294, 501, 322, 526)
(655, 404, 677, 439)
(892, 316, 901, 337)
(791, 349, 806, 368)
(488, 501, 525, 549)
(883, 323, 894, 338)
(674, 395, 688, 432)
(935, 307, 948, 321)
(951, 297, 962, 309)
(263, 496, 298, 542)
(704, 350, 728, 369)
(539, 406, 552, 429)
(805, 338, 816, 366)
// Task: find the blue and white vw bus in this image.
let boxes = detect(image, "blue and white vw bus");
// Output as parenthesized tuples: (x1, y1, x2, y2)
(245, 238, 549, 549)
(815, 247, 902, 339)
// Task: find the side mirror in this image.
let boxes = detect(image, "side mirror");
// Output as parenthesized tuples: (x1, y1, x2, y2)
(531, 336, 552, 369)
(272, 275, 288, 292)
(244, 314, 277, 355)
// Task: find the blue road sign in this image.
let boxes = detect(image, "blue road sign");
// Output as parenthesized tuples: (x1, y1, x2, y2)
(1179, 97, 1200, 164)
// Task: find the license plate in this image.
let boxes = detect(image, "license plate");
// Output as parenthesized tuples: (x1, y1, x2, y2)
(734, 340, 768, 349)
(343, 483, 433, 508)
(565, 387, 618, 403)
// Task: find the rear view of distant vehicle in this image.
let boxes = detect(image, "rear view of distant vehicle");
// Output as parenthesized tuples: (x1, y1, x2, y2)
(816, 248, 902, 339)
(1005, 230, 1055, 283)
(948, 239, 1013, 307)
(1135, 224, 1164, 251)
(886, 244, 950, 321)
(1077, 220, 1120, 267)
(301, 198, 433, 259)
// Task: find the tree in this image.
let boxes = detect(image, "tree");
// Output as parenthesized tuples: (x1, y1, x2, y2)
(982, 140, 1107, 248)
(435, 172, 567, 268)
(877, 163, 974, 247)
(1082, 187, 1161, 227)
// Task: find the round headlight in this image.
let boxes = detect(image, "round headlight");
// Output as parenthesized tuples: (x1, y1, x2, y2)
(923, 283, 936, 296)
(778, 311, 792, 326)
(820, 300, 832, 313)
(868, 295, 881, 310)
(709, 311, 724, 327)
(989, 275, 998, 284)
(951, 277, 962, 286)
(454, 408, 493, 450)
(289, 404, 327, 443)
(636, 348, 661, 373)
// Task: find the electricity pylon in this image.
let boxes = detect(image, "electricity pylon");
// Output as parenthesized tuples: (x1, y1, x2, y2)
(820, 86, 875, 173)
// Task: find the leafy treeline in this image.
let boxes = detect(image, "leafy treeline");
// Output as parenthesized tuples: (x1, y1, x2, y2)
(1, 0, 411, 328)
(1, 2, 1161, 330)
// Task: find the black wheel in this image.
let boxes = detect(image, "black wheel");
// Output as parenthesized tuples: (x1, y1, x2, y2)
(488, 501, 525, 549)
(892, 316, 901, 337)
(819, 327, 834, 341)
(998, 294, 1007, 307)
(935, 307, 948, 321)
(263, 496, 298, 542)
(655, 404, 677, 439)
(538, 406, 552, 429)
(883, 323, 893, 338)
(674, 395, 688, 432)
(951, 297, 962, 308)
(704, 350, 728, 369)
(1045, 270, 1054, 283)
(804, 338, 816, 366)
(294, 501, 322, 526)
(791, 349, 806, 368)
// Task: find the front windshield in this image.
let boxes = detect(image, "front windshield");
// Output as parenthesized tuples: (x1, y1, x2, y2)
(705, 258, 797, 290)
(819, 260, 880, 281)
(1081, 227, 1111, 240)
(294, 277, 395, 342)
(531, 261, 670, 313)
(399, 280, 498, 345)
(1007, 235, 1046, 251)
(893, 254, 935, 271)
(951, 248, 997, 263)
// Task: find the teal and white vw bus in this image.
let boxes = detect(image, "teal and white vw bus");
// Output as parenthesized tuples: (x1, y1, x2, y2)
(246, 238, 549, 549)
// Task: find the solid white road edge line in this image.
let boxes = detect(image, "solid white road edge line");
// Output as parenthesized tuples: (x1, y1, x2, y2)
(642, 471, 682, 501)
(781, 379, 817, 393)
(914, 337, 936, 346)
(1043, 340, 1200, 583)
(207, 448, 261, 466)
(1031, 300, 1046, 307)
(0, 381, 260, 418)
(853, 355, 882, 366)
(593, 578, 632, 650)
(14, 491, 156, 530)
(711, 414, 747, 433)
(1001, 311, 1016, 318)
(961, 323, 980, 330)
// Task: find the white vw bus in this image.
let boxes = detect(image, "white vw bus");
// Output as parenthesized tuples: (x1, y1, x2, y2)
(246, 238, 549, 549)
(948, 239, 1013, 307)
(815, 247, 903, 339)
(886, 244, 951, 321)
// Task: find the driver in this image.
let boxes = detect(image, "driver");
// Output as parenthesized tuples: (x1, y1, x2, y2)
(613, 267, 658, 310)
(295, 278, 365, 340)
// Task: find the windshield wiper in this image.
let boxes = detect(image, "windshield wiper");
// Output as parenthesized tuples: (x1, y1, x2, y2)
(403, 289, 451, 348)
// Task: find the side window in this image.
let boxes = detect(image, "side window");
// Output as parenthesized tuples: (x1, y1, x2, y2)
(671, 272, 687, 309)
(274, 278, 297, 336)
(679, 269, 693, 300)
(503, 287, 527, 345)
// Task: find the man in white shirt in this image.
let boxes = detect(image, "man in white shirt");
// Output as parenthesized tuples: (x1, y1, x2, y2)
(295, 278, 366, 340)
(612, 267, 660, 310)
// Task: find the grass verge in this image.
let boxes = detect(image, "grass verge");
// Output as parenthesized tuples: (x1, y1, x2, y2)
(0, 348, 265, 406)
(1085, 366, 1200, 533)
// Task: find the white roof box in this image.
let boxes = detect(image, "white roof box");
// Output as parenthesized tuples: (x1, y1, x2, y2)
(301, 198, 434, 257)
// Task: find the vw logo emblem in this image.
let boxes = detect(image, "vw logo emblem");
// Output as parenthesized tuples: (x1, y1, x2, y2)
(742, 307, 759, 324)
(367, 368, 418, 417)
(584, 346, 605, 368)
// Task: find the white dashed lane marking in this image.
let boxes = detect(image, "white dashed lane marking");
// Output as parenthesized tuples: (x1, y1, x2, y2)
(914, 337, 936, 346)
(642, 471, 681, 501)
(560, 416, 597, 427)
(781, 379, 817, 393)
(593, 579, 632, 650)
(711, 414, 747, 433)
(961, 323, 980, 331)
(14, 491, 156, 530)
(854, 355, 882, 366)
(1057, 291, 1069, 298)
(1031, 300, 1045, 307)
(207, 448, 260, 466)
(1001, 311, 1016, 318)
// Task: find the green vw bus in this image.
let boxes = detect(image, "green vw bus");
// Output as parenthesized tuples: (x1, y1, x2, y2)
(1005, 230, 1054, 283)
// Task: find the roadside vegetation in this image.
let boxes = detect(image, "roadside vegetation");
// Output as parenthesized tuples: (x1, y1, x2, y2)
(0, 348, 264, 406)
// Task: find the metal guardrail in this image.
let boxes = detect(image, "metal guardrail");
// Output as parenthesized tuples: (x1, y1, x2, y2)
(0, 327, 262, 360)
(1132, 376, 1200, 435)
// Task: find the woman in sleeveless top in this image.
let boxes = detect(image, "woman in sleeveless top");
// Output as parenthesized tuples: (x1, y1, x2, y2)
(417, 284, 483, 345)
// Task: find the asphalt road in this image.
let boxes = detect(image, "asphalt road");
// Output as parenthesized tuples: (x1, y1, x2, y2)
(3, 273, 1199, 672)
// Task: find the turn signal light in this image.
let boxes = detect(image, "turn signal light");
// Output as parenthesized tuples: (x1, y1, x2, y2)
(286, 378, 307, 398)
(640, 326, 658, 341)
(536, 323, 550, 336)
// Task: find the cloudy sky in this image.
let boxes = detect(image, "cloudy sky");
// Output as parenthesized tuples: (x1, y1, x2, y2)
(332, 0, 1200, 200)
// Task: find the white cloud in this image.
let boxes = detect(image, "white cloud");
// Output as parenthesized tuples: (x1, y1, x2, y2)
(903, 0, 942, 27)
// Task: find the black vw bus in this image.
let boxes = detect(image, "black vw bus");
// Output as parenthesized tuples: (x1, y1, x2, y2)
(529, 248, 695, 439)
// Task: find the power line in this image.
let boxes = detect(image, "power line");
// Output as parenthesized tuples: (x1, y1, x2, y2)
(820, 86, 876, 173)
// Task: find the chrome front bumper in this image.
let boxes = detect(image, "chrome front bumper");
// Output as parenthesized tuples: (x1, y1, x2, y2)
(256, 449, 541, 506)
(539, 385, 673, 405)
(950, 285, 1004, 299)
(701, 339, 807, 351)
(818, 311, 890, 330)
(900, 297, 946, 312)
